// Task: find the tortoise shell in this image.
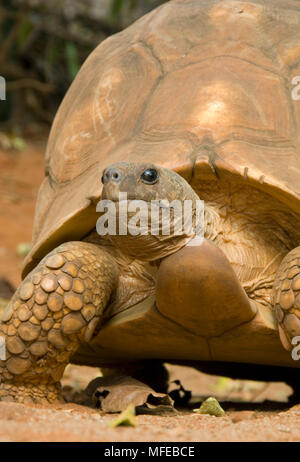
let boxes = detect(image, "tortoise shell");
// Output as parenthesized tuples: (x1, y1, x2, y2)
(23, 0, 300, 277)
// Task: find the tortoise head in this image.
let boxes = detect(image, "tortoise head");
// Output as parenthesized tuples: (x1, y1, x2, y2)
(98, 162, 203, 261)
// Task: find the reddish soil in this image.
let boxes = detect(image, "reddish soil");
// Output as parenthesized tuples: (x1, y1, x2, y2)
(0, 138, 299, 442)
(1, 399, 300, 442)
(0, 139, 45, 287)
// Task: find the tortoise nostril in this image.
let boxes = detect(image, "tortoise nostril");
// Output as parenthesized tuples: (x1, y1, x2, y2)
(101, 171, 110, 184)
(101, 167, 122, 184)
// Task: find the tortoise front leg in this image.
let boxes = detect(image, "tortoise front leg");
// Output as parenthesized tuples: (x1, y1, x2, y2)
(273, 246, 300, 351)
(0, 242, 118, 403)
(156, 239, 256, 337)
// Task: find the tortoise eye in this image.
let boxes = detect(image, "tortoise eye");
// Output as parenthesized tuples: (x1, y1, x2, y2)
(140, 168, 158, 184)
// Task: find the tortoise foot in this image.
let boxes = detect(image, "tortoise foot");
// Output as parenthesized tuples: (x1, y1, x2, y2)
(0, 381, 62, 404)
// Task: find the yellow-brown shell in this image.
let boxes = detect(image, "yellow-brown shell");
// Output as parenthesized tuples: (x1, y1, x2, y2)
(23, 0, 300, 277)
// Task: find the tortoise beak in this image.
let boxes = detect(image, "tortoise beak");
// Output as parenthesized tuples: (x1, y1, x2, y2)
(101, 165, 124, 201)
(101, 180, 121, 202)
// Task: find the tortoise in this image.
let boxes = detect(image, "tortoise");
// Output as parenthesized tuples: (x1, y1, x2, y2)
(1, 0, 300, 404)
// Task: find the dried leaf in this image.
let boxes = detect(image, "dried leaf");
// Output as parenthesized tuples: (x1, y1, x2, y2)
(84, 375, 175, 415)
(193, 397, 225, 417)
(108, 404, 137, 428)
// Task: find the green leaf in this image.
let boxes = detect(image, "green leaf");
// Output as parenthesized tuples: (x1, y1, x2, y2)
(108, 403, 137, 427)
(11, 136, 26, 151)
(212, 376, 230, 393)
(16, 17, 34, 49)
(193, 397, 226, 417)
(16, 242, 31, 257)
(0, 133, 26, 151)
(65, 42, 80, 80)
(46, 39, 61, 69)
(111, 0, 124, 18)
(129, 0, 138, 11)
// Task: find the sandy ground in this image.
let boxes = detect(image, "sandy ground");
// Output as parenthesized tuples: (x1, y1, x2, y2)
(0, 138, 299, 442)
(1, 399, 300, 442)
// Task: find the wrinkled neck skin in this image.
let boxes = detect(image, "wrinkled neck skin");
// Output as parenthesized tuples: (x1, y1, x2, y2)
(84, 204, 218, 318)
(88, 198, 217, 264)
(107, 203, 216, 261)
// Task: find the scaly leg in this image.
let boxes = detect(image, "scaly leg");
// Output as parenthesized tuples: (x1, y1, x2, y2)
(0, 241, 118, 403)
(273, 246, 300, 351)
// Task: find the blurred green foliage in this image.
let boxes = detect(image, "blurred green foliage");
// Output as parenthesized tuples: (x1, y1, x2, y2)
(0, 0, 167, 127)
